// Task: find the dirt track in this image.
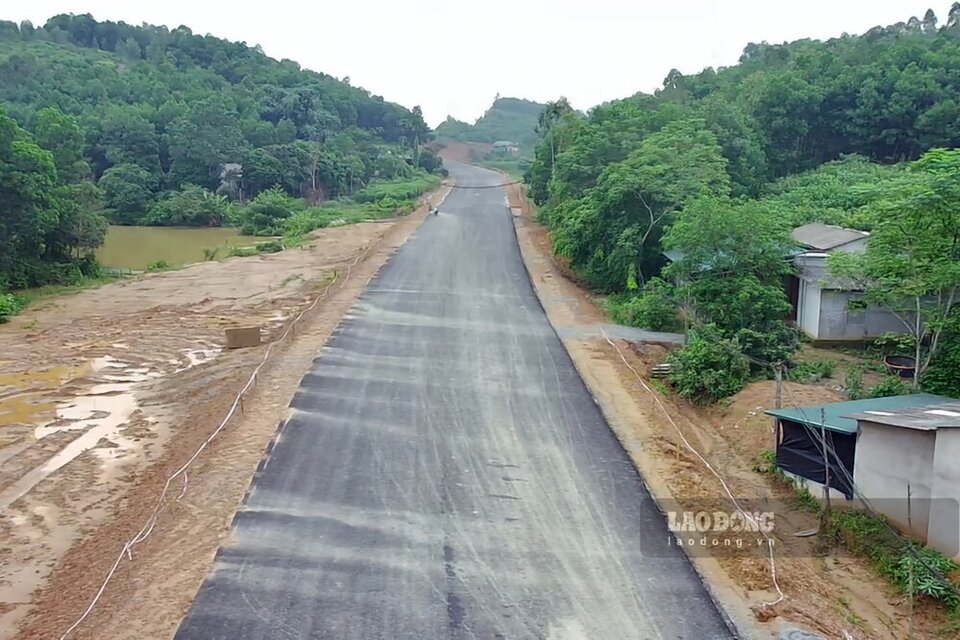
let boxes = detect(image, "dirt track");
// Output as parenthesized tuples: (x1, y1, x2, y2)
(0, 188, 448, 639)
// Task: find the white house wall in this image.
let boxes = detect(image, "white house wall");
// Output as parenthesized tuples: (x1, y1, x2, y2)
(929, 429, 960, 560)
(798, 279, 821, 339)
(853, 423, 936, 540)
(817, 290, 910, 341)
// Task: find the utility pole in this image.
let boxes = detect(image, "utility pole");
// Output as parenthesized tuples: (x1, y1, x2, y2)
(821, 407, 831, 515)
(773, 361, 784, 452)
(907, 483, 914, 640)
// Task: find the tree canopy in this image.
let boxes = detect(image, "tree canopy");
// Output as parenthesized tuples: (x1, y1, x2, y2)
(527, 8, 960, 399)
(0, 14, 432, 224)
(0, 14, 441, 294)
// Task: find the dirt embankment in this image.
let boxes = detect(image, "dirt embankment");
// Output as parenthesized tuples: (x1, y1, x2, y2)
(505, 180, 949, 640)
(0, 186, 449, 640)
(431, 139, 493, 164)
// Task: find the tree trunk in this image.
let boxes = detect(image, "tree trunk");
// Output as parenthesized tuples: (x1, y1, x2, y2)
(913, 296, 922, 388)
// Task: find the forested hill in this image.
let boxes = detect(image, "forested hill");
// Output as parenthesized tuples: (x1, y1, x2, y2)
(0, 14, 430, 202)
(530, 5, 960, 291)
(436, 96, 545, 148)
(0, 14, 445, 299)
(529, 6, 960, 403)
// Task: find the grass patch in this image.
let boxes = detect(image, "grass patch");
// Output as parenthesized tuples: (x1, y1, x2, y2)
(280, 273, 303, 287)
(789, 359, 837, 383)
(826, 510, 960, 610)
(255, 240, 284, 253)
(146, 260, 175, 272)
(228, 246, 260, 258)
(475, 158, 528, 180)
(12, 273, 125, 310)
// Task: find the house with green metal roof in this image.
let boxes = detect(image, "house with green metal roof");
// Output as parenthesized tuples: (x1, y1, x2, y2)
(766, 393, 960, 559)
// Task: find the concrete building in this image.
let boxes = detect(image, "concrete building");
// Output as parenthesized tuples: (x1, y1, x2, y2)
(848, 402, 960, 558)
(767, 394, 960, 559)
(787, 223, 908, 342)
(491, 140, 520, 156)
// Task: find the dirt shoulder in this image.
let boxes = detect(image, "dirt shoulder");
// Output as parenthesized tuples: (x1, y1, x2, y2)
(505, 182, 944, 640)
(1, 185, 450, 640)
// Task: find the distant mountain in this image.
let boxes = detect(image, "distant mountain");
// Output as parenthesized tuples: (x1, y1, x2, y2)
(436, 96, 545, 149)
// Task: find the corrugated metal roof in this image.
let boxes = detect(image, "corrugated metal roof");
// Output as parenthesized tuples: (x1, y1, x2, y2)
(791, 223, 869, 251)
(765, 394, 955, 434)
(849, 401, 960, 430)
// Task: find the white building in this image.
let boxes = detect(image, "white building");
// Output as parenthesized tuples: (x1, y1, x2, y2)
(768, 394, 960, 560)
(787, 223, 907, 342)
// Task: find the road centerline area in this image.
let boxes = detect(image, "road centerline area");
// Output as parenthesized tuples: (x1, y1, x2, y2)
(174, 161, 734, 640)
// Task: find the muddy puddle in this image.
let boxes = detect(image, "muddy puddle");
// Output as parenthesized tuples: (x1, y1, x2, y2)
(0, 346, 222, 510)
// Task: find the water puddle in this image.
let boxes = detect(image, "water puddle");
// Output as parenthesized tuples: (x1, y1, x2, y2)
(0, 346, 220, 510)
(0, 365, 90, 428)
(176, 346, 221, 372)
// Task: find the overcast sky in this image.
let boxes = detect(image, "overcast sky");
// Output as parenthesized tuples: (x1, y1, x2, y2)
(14, 1, 951, 127)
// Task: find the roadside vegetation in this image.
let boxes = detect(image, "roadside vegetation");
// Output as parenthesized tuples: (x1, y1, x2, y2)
(526, 8, 960, 402)
(0, 15, 444, 321)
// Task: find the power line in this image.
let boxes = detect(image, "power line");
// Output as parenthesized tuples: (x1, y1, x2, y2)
(599, 328, 786, 608)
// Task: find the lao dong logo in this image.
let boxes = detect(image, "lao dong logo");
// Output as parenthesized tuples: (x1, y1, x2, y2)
(667, 510, 775, 534)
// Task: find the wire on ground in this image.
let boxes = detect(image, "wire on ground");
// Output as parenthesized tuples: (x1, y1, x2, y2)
(598, 327, 786, 608)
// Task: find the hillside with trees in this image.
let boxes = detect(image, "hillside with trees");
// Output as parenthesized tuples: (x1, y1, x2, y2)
(528, 6, 960, 402)
(0, 14, 442, 304)
(436, 96, 546, 148)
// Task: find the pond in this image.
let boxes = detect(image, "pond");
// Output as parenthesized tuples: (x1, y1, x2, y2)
(96, 226, 254, 270)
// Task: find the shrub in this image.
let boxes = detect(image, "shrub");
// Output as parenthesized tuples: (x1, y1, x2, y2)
(789, 359, 837, 383)
(668, 326, 751, 403)
(827, 510, 960, 609)
(144, 185, 231, 227)
(255, 240, 284, 253)
(0, 293, 22, 323)
(867, 375, 914, 399)
(146, 260, 172, 272)
(239, 187, 302, 235)
(922, 318, 960, 397)
(228, 246, 259, 258)
(845, 365, 865, 400)
(606, 278, 681, 332)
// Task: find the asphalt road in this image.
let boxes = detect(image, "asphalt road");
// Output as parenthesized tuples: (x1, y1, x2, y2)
(174, 162, 734, 639)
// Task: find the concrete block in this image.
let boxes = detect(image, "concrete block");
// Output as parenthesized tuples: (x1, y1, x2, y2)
(225, 326, 261, 349)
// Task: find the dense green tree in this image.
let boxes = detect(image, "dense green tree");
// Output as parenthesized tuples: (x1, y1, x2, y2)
(664, 196, 796, 365)
(0, 111, 57, 288)
(33, 107, 90, 182)
(0, 13, 430, 228)
(549, 118, 729, 290)
(832, 148, 960, 386)
(98, 163, 158, 222)
(144, 185, 230, 226)
(97, 107, 162, 176)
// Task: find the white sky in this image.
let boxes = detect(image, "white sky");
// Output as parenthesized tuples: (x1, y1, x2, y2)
(13, 1, 951, 127)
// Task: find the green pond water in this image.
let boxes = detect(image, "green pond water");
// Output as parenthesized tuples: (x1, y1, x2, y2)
(96, 226, 253, 270)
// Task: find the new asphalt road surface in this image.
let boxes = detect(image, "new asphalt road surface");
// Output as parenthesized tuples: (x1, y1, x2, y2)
(174, 162, 735, 639)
